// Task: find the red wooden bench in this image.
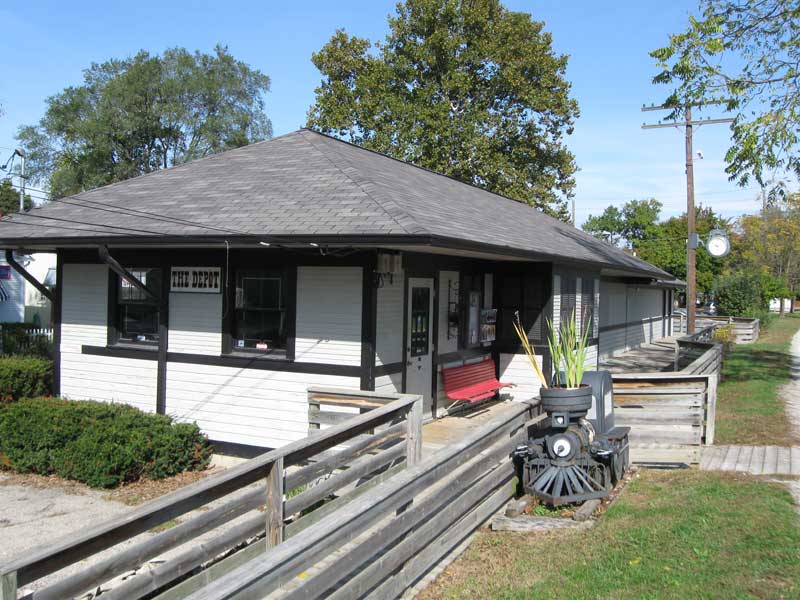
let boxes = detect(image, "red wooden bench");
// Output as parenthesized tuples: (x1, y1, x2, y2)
(441, 358, 514, 409)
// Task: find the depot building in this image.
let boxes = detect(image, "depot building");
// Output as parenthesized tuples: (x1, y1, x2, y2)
(0, 129, 681, 455)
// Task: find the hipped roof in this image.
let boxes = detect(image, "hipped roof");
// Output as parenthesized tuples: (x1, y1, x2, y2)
(0, 129, 673, 279)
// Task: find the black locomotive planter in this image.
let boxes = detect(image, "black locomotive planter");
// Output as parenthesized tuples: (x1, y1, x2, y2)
(515, 380, 630, 506)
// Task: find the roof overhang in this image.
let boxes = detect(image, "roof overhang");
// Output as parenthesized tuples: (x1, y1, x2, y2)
(0, 232, 669, 280)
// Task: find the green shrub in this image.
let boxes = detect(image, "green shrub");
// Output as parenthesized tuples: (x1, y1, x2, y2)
(0, 322, 52, 358)
(716, 272, 769, 317)
(0, 356, 52, 402)
(0, 398, 212, 488)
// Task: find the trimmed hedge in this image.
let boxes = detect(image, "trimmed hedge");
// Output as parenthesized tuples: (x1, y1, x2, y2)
(0, 398, 212, 488)
(0, 322, 52, 358)
(0, 356, 52, 401)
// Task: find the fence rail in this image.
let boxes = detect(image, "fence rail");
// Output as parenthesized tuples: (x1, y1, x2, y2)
(0, 388, 423, 600)
(186, 399, 545, 600)
(671, 315, 759, 343)
(0, 325, 53, 356)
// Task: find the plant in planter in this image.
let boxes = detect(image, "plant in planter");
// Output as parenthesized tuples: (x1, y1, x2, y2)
(513, 309, 593, 415)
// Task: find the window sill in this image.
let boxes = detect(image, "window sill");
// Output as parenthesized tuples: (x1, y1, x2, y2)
(112, 342, 159, 351)
(226, 350, 290, 362)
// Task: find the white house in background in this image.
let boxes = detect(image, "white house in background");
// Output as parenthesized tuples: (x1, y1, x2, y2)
(23, 252, 56, 325)
(0, 129, 682, 455)
(0, 255, 26, 323)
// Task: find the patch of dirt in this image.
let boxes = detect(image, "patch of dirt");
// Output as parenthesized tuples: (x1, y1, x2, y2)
(104, 467, 223, 506)
(0, 470, 91, 496)
(0, 466, 223, 506)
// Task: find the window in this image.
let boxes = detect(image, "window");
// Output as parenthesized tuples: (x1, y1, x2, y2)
(233, 269, 287, 353)
(117, 268, 161, 344)
(496, 269, 550, 344)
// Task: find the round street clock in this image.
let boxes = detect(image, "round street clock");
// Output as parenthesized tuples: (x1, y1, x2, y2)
(706, 229, 730, 258)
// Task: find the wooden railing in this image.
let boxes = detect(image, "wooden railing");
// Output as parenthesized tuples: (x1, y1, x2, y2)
(184, 401, 545, 600)
(0, 388, 423, 600)
(674, 324, 724, 376)
(672, 315, 760, 343)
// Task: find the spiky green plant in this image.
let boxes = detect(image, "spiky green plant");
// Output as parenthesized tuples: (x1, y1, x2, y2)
(547, 309, 592, 388)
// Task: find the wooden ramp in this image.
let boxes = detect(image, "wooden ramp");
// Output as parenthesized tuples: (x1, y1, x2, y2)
(700, 445, 800, 475)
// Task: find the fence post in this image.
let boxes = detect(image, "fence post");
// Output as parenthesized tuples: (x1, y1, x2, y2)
(705, 374, 718, 445)
(0, 570, 17, 600)
(405, 395, 423, 467)
(265, 457, 284, 548)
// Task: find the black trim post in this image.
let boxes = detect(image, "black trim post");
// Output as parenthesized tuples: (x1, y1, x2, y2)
(5, 250, 54, 302)
(360, 254, 377, 391)
(107, 269, 117, 346)
(156, 266, 169, 414)
(52, 252, 63, 396)
(431, 271, 440, 418)
(98, 245, 158, 302)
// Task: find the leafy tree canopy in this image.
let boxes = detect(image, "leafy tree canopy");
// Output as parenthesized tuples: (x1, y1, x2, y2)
(17, 45, 272, 198)
(583, 200, 729, 293)
(651, 0, 800, 190)
(0, 179, 32, 217)
(584, 199, 662, 248)
(729, 193, 800, 296)
(307, 0, 579, 220)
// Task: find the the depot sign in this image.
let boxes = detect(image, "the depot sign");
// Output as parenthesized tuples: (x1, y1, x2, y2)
(171, 267, 222, 293)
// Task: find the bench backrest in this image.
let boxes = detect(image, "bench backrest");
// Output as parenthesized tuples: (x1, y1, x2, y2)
(442, 359, 497, 391)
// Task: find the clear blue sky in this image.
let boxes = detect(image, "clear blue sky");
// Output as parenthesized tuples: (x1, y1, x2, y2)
(0, 0, 772, 225)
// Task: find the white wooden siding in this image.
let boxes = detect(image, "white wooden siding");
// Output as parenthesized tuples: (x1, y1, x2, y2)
(60, 264, 157, 412)
(552, 274, 561, 334)
(437, 271, 459, 356)
(165, 363, 359, 447)
(599, 282, 667, 360)
(168, 293, 222, 355)
(375, 270, 404, 366)
(295, 266, 362, 365)
(499, 353, 544, 403)
(375, 372, 402, 394)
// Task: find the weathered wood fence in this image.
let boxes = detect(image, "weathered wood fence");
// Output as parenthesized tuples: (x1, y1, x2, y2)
(614, 324, 721, 465)
(672, 315, 759, 343)
(186, 400, 544, 600)
(0, 388, 423, 600)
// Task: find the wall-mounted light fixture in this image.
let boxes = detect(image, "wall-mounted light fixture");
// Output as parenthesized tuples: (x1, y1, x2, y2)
(376, 252, 402, 287)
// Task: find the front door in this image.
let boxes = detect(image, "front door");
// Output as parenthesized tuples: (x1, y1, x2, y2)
(406, 278, 435, 416)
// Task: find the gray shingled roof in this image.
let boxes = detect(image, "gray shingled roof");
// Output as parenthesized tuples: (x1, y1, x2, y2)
(0, 129, 671, 278)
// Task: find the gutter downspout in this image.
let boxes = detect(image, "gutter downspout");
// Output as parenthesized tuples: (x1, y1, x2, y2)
(5, 249, 54, 303)
(97, 245, 158, 302)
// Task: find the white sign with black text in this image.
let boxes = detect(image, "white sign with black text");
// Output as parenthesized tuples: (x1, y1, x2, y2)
(170, 267, 222, 293)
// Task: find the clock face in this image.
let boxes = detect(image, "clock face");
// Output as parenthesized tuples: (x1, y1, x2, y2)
(707, 234, 730, 258)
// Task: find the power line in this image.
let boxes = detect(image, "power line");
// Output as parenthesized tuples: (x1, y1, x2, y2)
(8, 212, 169, 236)
(642, 101, 734, 334)
(3, 180, 255, 237)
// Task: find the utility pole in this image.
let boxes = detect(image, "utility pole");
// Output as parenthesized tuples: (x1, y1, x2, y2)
(16, 149, 25, 212)
(642, 104, 733, 334)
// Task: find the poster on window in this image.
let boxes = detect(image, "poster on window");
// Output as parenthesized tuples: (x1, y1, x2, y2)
(170, 267, 222, 293)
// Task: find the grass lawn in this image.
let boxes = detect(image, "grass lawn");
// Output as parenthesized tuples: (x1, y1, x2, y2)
(715, 314, 800, 446)
(419, 470, 800, 600)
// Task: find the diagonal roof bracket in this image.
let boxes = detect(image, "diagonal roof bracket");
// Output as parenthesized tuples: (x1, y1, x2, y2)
(5, 249, 54, 303)
(98, 245, 159, 302)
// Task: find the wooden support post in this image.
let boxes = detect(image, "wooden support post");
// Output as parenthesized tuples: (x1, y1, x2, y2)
(0, 571, 17, 600)
(405, 396, 423, 467)
(265, 458, 284, 549)
(705, 374, 718, 446)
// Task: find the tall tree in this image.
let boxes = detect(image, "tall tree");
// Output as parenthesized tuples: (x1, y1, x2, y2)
(17, 45, 272, 198)
(307, 0, 579, 220)
(0, 179, 32, 216)
(651, 1, 800, 189)
(583, 199, 662, 248)
(583, 200, 729, 293)
(730, 194, 800, 298)
(636, 206, 729, 294)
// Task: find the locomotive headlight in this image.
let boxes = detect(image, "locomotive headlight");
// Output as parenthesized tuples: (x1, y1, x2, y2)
(552, 437, 572, 458)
